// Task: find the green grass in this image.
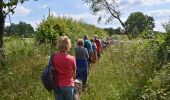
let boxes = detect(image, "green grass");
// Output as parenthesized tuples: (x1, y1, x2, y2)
(1, 36, 170, 99)
(82, 40, 157, 100)
(1, 37, 54, 99)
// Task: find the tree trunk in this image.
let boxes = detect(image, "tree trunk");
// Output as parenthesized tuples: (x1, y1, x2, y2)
(117, 17, 131, 40)
(0, 8, 5, 48)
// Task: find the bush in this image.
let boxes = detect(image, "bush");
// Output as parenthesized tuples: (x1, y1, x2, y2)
(35, 16, 108, 47)
(141, 29, 155, 39)
(156, 33, 170, 68)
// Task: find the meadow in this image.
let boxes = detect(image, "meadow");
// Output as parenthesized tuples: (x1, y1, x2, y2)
(0, 16, 170, 100)
(1, 33, 170, 100)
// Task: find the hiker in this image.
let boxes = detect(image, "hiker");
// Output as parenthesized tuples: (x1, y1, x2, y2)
(90, 38, 97, 63)
(106, 37, 111, 48)
(101, 38, 107, 50)
(83, 35, 93, 65)
(53, 36, 76, 100)
(75, 39, 89, 89)
(94, 35, 102, 61)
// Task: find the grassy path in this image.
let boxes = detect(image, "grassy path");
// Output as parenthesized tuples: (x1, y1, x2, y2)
(82, 40, 155, 100)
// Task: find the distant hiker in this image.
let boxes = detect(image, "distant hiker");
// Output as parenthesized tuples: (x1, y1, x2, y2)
(53, 36, 76, 100)
(75, 39, 89, 89)
(90, 38, 97, 63)
(106, 37, 111, 48)
(94, 35, 102, 61)
(83, 35, 93, 65)
(101, 38, 107, 50)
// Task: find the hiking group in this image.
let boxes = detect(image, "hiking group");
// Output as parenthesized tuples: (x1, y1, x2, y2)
(42, 35, 111, 100)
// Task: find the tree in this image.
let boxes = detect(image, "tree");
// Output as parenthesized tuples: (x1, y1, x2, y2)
(125, 12, 155, 38)
(0, 0, 36, 48)
(5, 21, 34, 37)
(83, 0, 131, 39)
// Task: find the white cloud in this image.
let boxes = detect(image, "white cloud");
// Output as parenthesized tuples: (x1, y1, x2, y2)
(51, 11, 98, 21)
(42, 4, 48, 9)
(5, 23, 10, 27)
(141, 0, 170, 6)
(14, 6, 31, 16)
(154, 20, 166, 32)
(27, 21, 40, 30)
(117, 0, 170, 10)
(147, 9, 170, 18)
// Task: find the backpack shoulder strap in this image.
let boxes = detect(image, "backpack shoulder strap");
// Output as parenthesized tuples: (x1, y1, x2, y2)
(49, 53, 55, 67)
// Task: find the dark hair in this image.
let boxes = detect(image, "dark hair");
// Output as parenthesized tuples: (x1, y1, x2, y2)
(90, 38, 94, 42)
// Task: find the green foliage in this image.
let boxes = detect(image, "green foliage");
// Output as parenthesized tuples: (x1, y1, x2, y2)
(125, 12, 155, 38)
(1, 33, 170, 99)
(1, 37, 53, 99)
(156, 33, 170, 69)
(139, 63, 170, 100)
(5, 21, 34, 37)
(82, 40, 157, 99)
(104, 27, 125, 35)
(1, 21, 107, 99)
(82, 33, 170, 99)
(36, 16, 107, 46)
(141, 29, 155, 39)
(0, 0, 37, 48)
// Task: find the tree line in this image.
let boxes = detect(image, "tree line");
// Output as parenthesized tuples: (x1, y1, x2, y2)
(5, 21, 34, 37)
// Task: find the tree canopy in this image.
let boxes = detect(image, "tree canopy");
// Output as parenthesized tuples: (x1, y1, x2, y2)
(125, 12, 155, 37)
(5, 21, 34, 37)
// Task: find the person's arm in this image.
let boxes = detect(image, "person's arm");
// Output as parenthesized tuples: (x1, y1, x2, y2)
(72, 57, 77, 79)
(99, 40, 103, 51)
(85, 48, 89, 59)
(73, 68, 76, 80)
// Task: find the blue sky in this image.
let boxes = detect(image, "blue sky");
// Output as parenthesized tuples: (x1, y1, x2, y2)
(5, 0, 170, 32)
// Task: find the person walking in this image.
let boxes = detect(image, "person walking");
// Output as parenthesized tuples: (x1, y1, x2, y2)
(94, 35, 102, 61)
(53, 36, 76, 100)
(90, 38, 97, 63)
(75, 39, 89, 89)
(83, 35, 93, 65)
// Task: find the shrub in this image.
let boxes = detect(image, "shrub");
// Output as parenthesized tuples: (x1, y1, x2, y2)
(141, 29, 155, 39)
(35, 16, 108, 48)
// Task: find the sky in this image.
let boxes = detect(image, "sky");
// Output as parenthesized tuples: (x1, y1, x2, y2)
(5, 0, 170, 32)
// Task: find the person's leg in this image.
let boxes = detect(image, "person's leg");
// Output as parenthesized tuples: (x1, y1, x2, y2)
(97, 51, 101, 61)
(82, 63, 88, 90)
(54, 87, 63, 100)
(62, 86, 74, 100)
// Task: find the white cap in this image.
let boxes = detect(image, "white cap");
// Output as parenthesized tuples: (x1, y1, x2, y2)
(74, 79, 81, 84)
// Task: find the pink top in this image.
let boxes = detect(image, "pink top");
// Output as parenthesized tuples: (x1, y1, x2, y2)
(53, 52, 76, 87)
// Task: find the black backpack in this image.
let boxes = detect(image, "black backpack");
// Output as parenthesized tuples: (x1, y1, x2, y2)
(41, 54, 56, 93)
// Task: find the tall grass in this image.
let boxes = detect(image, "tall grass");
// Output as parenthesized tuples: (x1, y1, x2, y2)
(1, 35, 169, 99)
(82, 40, 157, 99)
(0, 37, 53, 99)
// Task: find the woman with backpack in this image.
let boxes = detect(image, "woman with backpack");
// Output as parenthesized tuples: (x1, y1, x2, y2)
(90, 38, 97, 64)
(53, 36, 76, 100)
(83, 35, 93, 65)
(75, 39, 89, 90)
